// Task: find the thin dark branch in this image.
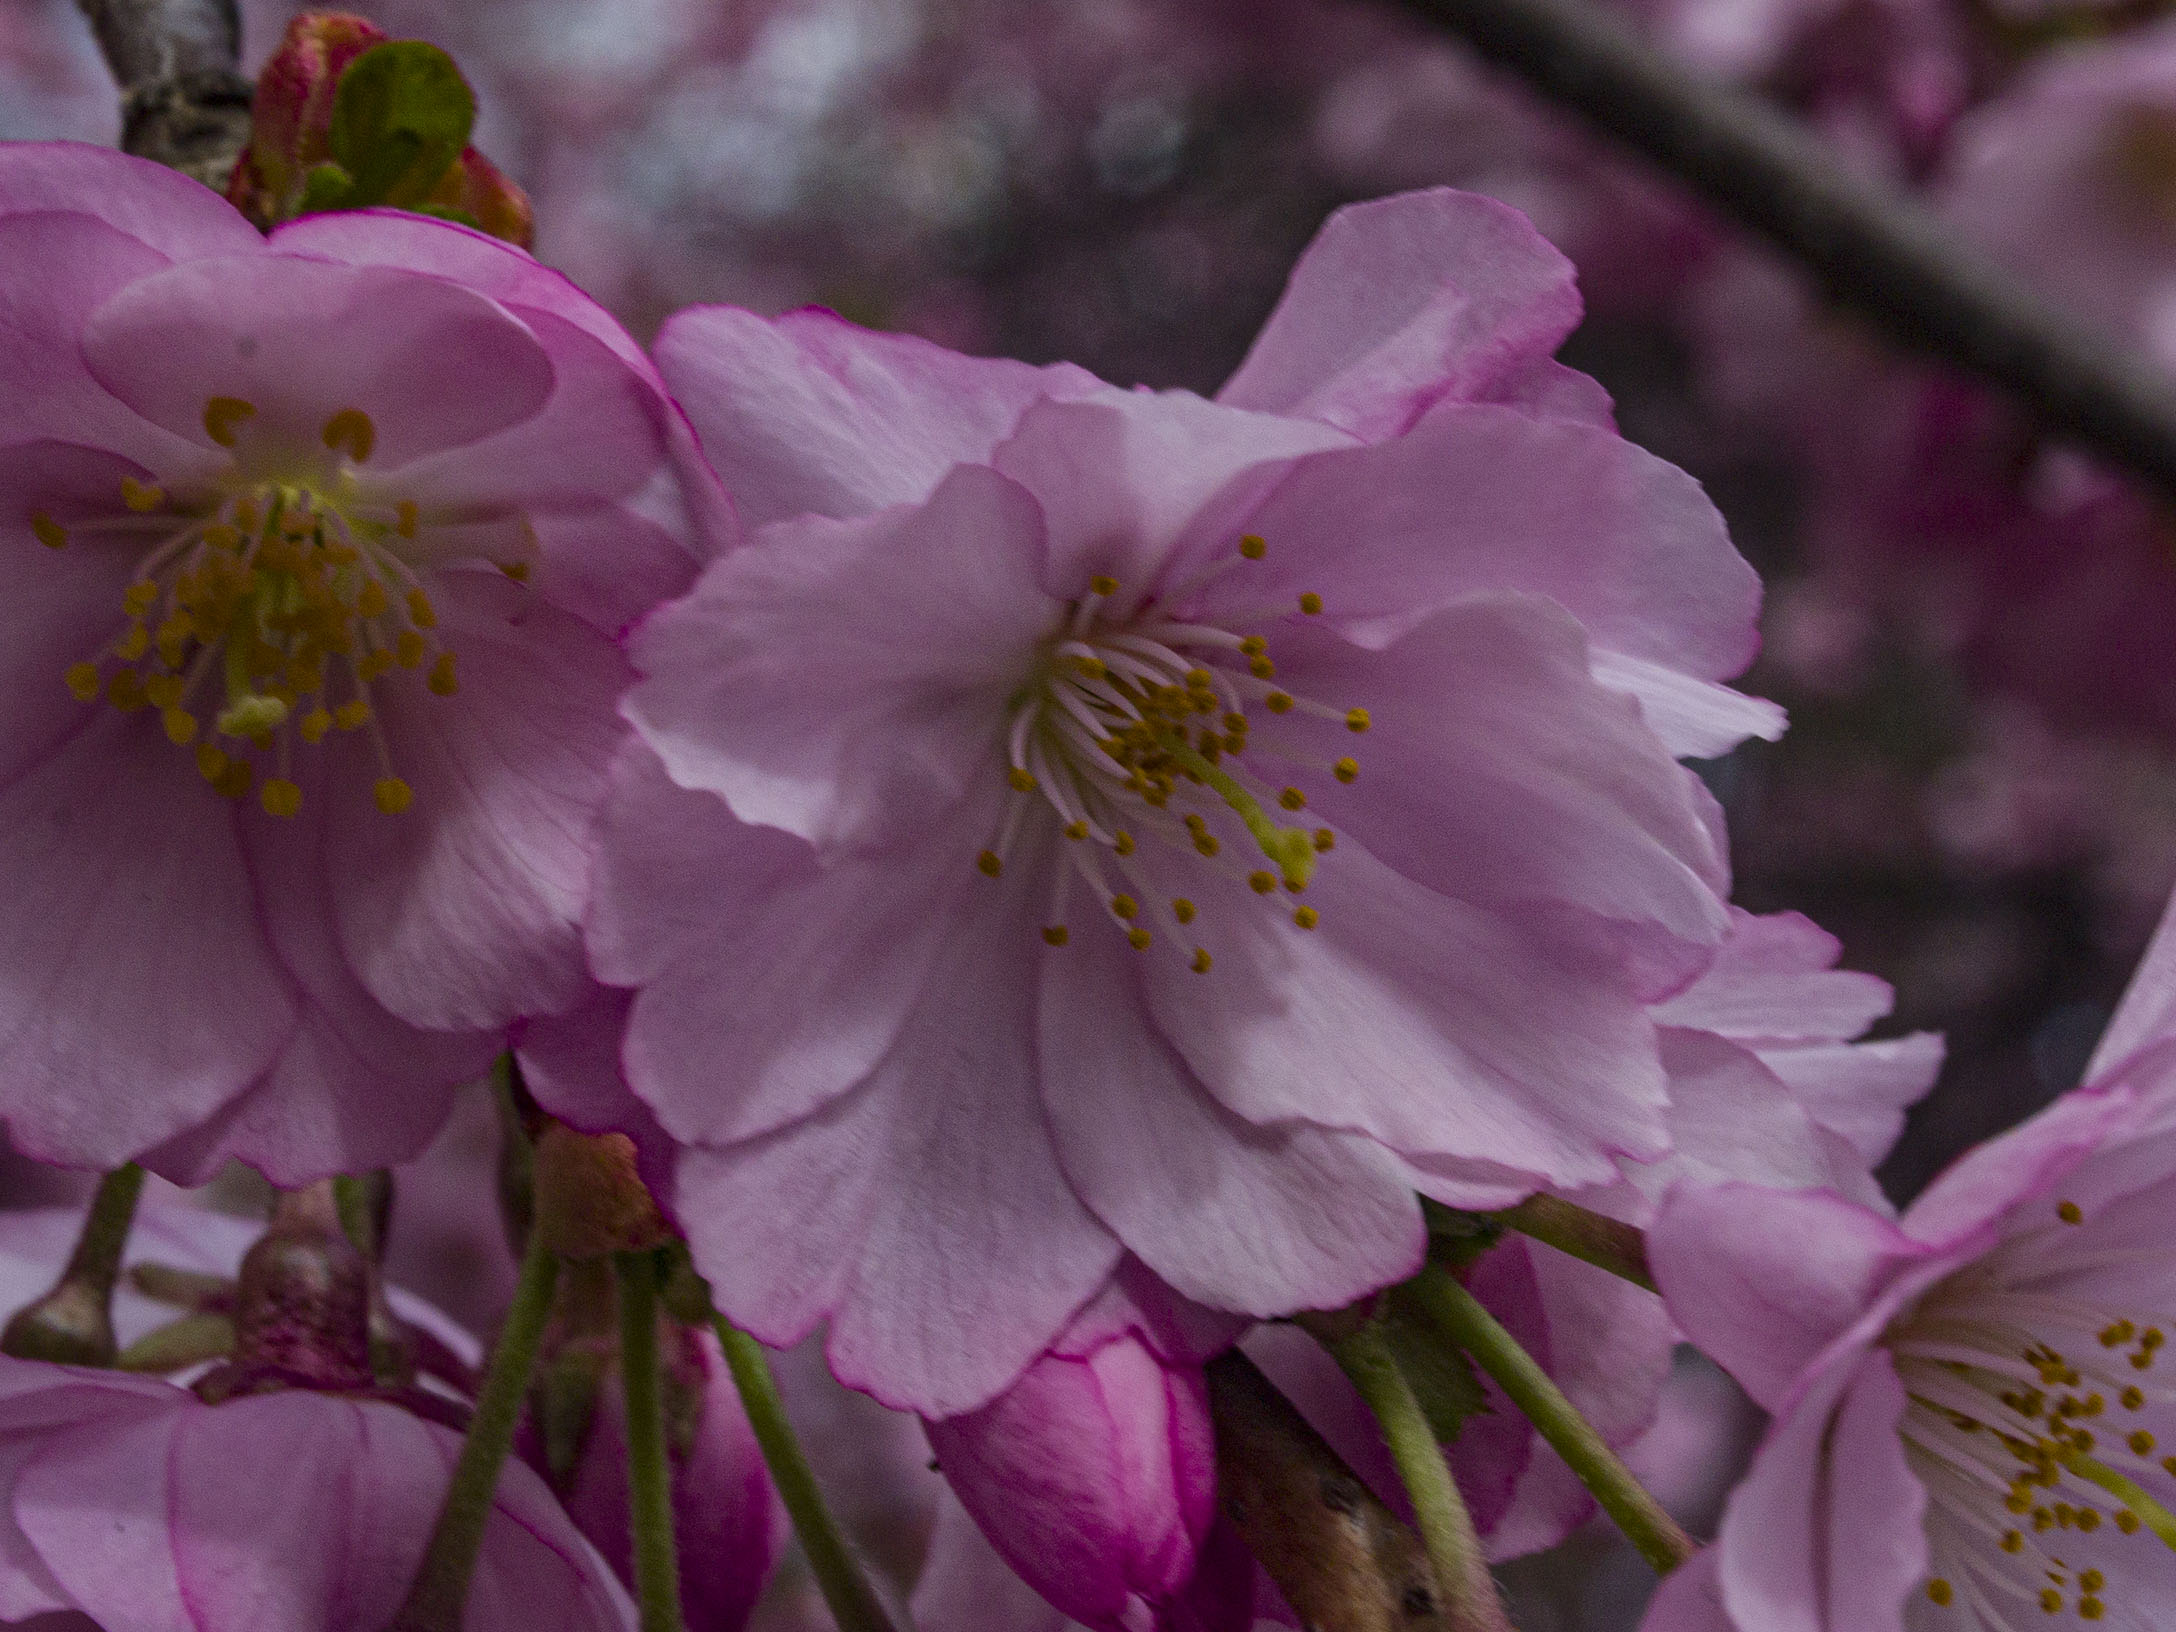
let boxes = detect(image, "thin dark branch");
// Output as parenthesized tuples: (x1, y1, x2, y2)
(1206, 1350, 1451, 1632)
(76, 0, 251, 187)
(1401, 0, 2176, 500)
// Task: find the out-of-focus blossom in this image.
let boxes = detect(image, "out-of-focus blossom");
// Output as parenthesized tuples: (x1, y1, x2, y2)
(0, 141, 718, 1183)
(589, 186, 1766, 1415)
(1644, 892, 2176, 1632)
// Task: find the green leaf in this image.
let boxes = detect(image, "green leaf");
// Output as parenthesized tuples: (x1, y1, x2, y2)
(296, 160, 355, 216)
(1383, 1288, 1491, 1443)
(326, 40, 475, 209)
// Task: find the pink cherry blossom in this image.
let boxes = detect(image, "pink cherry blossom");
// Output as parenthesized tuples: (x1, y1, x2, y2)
(585, 186, 1770, 1415)
(1644, 892, 2176, 1632)
(0, 142, 722, 1184)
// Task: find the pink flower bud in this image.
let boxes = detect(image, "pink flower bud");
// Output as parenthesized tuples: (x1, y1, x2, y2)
(925, 1331, 1217, 1631)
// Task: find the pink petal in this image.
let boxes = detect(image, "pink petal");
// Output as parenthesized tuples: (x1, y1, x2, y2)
(626, 464, 1056, 850)
(910, 1491, 1076, 1632)
(1899, 1077, 2139, 1247)
(653, 303, 1100, 527)
(1759, 1034, 1944, 1169)
(1633, 1029, 1871, 1206)
(1039, 913, 1425, 1316)
(0, 143, 260, 260)
(1217, 188, 1584, 440)
(0, 717, 294, 1166)
(2088, 885, 2176, 1081)
(1651, 910, 1894, 1043)
(81, 254, 555, 469)
(516, 981, 678, 1213)
(12, 1406, 190, 1632)
(1638, 1548, 1733, 1632)
(1588, 650, 1786, 759)
(328, 572, 628, 1032)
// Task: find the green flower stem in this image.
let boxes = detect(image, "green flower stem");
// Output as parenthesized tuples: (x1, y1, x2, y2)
(1493, 1195, 1656, 1293)
(617, 1251, 686, 1632)
(1409, 1265, 1696, 1575)
(388, 1220, 561, 1632)
(1321, 1318, 1513, 1632)
(712, 1318, 906, 1632)
(2, 1162, 146, 1365)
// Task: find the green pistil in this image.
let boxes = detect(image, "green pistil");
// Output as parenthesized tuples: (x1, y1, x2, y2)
(1160, 735, 1316, 890)
(2057, 1446, 2176, 1550)
(217, 629, 288, 737)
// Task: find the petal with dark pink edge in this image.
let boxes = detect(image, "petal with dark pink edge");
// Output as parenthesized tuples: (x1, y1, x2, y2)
(655, 303, 1100, 527)
(1649, 1185, 1928, 1411)
(13, 1405, 189, 1632)
(331, 1402, 446, 1630)
(1218, 189, 1583, 440)
(626, 464, 1055, 850)
(1137, 831, 1666, 1187)
(1191, 402, 1758, 680)
(991, 391, 1351, 600)
(0, 213, 208, 469)
(329, 573, 626, 1033)
(1714, 1351, 1923, 1632)
(145, 774, 497, 1187)
(1283, 600, 1731, 967)
(676, 859, 1120, 1417)
(0, 717, 292, 1166)
(81, 255, 554, 468)
(0, 143, 260, 259)
(1898, 1076, 2138, 1248)
(1040, 914, 1423, 1316)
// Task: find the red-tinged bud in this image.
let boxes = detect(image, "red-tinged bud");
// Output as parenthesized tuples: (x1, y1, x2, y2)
(533, 1121, 675, 1261)
(226, 14, 387, 228)
(427, 144, 536, 250)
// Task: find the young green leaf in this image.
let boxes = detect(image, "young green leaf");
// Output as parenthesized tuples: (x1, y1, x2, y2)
(325, 40, 476, 209)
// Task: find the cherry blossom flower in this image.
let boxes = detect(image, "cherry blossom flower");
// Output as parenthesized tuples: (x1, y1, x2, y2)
(1644, 894, 2176, 1632)
(577, 186, 1773, 1415)
(0, 141, 720, 1182)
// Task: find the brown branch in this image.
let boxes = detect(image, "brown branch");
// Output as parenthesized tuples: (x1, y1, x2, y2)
(76, 0, 251, 186)
(1206, 1350, 1452, 1632)
(1400, 0, 2176, 502)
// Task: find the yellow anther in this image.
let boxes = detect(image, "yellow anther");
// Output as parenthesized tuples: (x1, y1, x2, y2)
(2059, 1200, 2084, 1224)
(1333, 758, 1359, 784)
(374, 777, 414, 815)
(2040, 1588, 2062, 1613)
(1127, 927, 1152, 951)
(260, 778, 302, 818)
(499, 560, 531, 582)
(2120, 1511, 2143, 1533)
(356, 580, 390, 619)
(299, 707, 332, 744)
(143, 673, 181, 710)
(1248, 871, 1277, 894)
(1293, 905, 1320, 929)
(202, 396, 256, 447)
(1065, 820, 1090, 841)
(1346, 707, 1371, 733)
(2145, 1328, 2164, 1349)
(1090, 575, 1119, 596)
(64, 662, 100, 701)
(2081, 1598, 2105, 1620)
(2002, 1529, 2025, 1553)
(1111, 895, 1138, 920)
(1925, 1580, 1953, 1606)
(1264, 691, 1293, 714)
(1248, 655, 1275, 679)
(1298, 592, 1323, 615)
(395, 630, 427, 669)
(113, 623, 147, 661)
(1008, 767, 1038, 792)
(406, 588, 437, 629)
(1313, 828, 1336, 852)
(194, 742, 227, 782)
(1042, 925, 1069, 947)
(1239, 636, 1268, 657)
(333, 700, 373, 732)
(29, 511, 65, 550)
(1190, 947, 1212, 973)
(107, 671, 147, 712)
(213, 758, 253, 801)
(394, 499, 418, 539)
(977, 849, 1003, 877)
(358, 651, 393, 682)
(1222, 713, 1247, 734)
(2105, 1322, 2137, 1347)
(1173, 899, 1197, 924)
(1071, 655, 1109, 680)
(1193, 833, 1220, 857)
(322, 408, 376, 463)
(2081, 1572, 2105, 1594)
(161, 707, 197, 745)
(123, 581, 159, 617)
(120, 477, 165, 513)
(2079, 1508, 2102, 1531)
(2134, 1431, 2158, 1454)
(2123, 1386, 2146, 1409)
(1238, 534, 1266, 560)
(1278, 787, 1306, 812)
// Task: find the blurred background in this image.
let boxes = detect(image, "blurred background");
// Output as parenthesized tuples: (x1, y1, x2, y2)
(8, 0, 2176, 1622)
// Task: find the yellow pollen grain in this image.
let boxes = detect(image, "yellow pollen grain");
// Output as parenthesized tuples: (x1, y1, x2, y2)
(1333, 757, 1359, 784)
(2081, 1572, 2105, 1595)
(1249, 655, 1276, 679)
(1265, 691, 1293, 714)
(1279, 787, 1306, 811)
(2132, 1431, 2157, 1454)
(1249, 871, 1277, 894)
(118, 621, 149, 661)
(1293, 905, 1320, 930)
(2059, 1200, 2085, 1224)
(322, 408, 376, 463)
(427, 654, 459, 696)
(201, 396, 256, 447)
(394, 630, 427, 668)
(374, 777, 414, 815)
(1065, 820, 1090, 841)
(334, 700, 372, 731)
(299, 707, 332, 744)
(1111, 895, 1139, 920)
(64, 662, 100, 701)
(260, 778, 302, 818)
(406, 588, 437, 629)
(355, 579, 390, 619)
(2003, 1529, 2025, 1553)
(2123, 1386, 2146, 1410)
(1089, 574, 1118, 596)
(1346, 707, 1371, 733)
(1240, 637, 1268, 657)
(1190, 947, 1212, 973)
(358, 651, 393, 682)
(2119, 1511, 2143, 1534)
(161, 707, 197, 745)
(1298, 591, 1323, 614)
(30, 511, 65, 550)
(1113, 831, 1137, 857)
(1238, 534, 1265, 560)
(1173, 899, 1197, 924)
(1008, 767, 1038, 793)
(1127, 927, 1152, 951)
(2040, 1588, 2062, 1614)
(1313, 828, 1336, 852)
(119, 477, 164, 513)
(1926, 1580, 1953, 1606)
(1194, 833, 1221, 857)
(1042, 925, 1069, 947)
(2079, 1508, 2102, 1531)
(977, 849, 1003, 878)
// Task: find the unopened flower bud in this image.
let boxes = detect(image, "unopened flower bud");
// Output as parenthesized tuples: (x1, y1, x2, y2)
(202, 1183, 374, 1397)
(533, 1122, 675, 1261)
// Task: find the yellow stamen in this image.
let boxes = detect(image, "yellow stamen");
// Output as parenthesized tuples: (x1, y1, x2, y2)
(395, 630, 427, 668)
(2059, 1200, 2085, 1224)
(1346, 707, 1371, 733)
(977, 849, 1003, 877)
(1238, 534, 1265, 560)
(1190, 948, 1211, 973)
(202, 396, 256, 447)
(321, 408, 376, 463)
(30, 511, 65, 550)
(396, 500, 418, 538)
(1090, 575, 1118, 596)
(259, 778, 302, 818)
(1127, 927, 1151, 951)
(120, 477, 165, 513)
(405, 588, 437, 629)
(64, 663, 100, 701)
(1926, 1580, 1953, 1606)
(1111, 895, 1138, 920)
(1042, 925, 1069, 947)
(1008, 767, 1037, 792)
(1298, 592, 1322, 614)
(1333, 757, 1359, 784)
(333, 700, 372, 731)
(1173, 899, 1196, 924)
(161, 707, 197, 745)
(1293, 905, 1319, 929)
(374, 777, 413, 815)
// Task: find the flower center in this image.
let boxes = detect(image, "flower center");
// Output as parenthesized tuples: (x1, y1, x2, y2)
(980, 534, 1368, 970)
(1887, 1197, 2176, 1627)
(37, 398, 528, 819)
